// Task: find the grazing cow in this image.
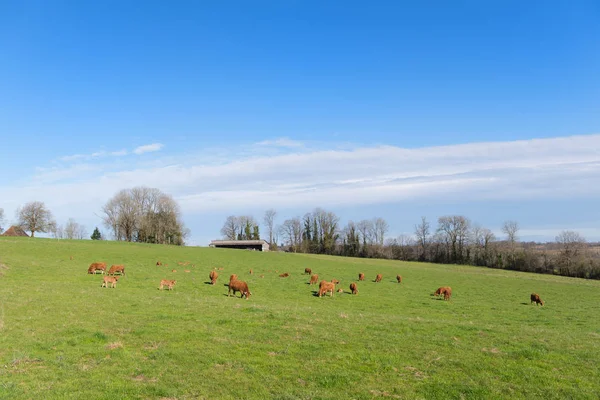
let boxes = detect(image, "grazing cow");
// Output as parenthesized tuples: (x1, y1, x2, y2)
(108, 265, 125, 276)
(209, 270, 218, 285)
(350, 282, 358, 295)
(279, 272, 290, 278)
(229, 274, 238, 282)
(374, 274, 382, 283)
(88, 262, 106, 274)
(172, 269, 177, 273)
(331, 279, 340, 284)
(156, 261, 163, 266)
(228, 280, 251, 299)
(358, 273, 365, 281)
(305, 267, 312, 275)
(530, 293, 544, 306)
(249, 269, 253, 275)
(318, 280, 336, 297)
(396, 275, 402, 283)
(159, 279, 177, 290)
(433, 286, 452, 301)
(309, 274, 319, 285)
(101, 276, 119, 288)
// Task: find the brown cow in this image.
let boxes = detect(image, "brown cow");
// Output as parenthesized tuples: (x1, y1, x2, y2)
(350, 282, 358, 295)
(279, 272, 289, 278)
(108, 265, 125, 276)
(358, 273, 365, 281)
(159, 279, 176, 290)
(101, 276, 119, 288)
(309, 274, 319, 285)
(172, 269, 177, 273)
(374, 274, 382, 283)
(318, 280, 336, 297)
(396, 275, 402, 283)
(88, 262, 106, 274)
(156, 261, 163, 266)
(209, 270, 218, 285)
(530, 293, 544, 306)
(228, 280, 251, 299)
(249, 269, 253, 275)
(305, 267, 312, 275)
(337, 288, 344, 293)
(433, 286, 452, 300)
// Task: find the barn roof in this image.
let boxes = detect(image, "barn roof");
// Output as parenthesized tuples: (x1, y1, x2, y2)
(1, 226, 29, 237)
(209, 239, 269, 246)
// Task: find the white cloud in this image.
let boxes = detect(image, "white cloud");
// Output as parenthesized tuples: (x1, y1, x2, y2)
(133, 143, 164, 155)
(3, 133, 600, 237)
(255, 137, 305, 148)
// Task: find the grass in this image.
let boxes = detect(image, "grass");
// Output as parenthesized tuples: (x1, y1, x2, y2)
(0, 237, 599, 399)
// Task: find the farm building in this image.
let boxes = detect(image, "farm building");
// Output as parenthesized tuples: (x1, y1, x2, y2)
(209, 239, 270, 252)
(1, 226, 29, 237)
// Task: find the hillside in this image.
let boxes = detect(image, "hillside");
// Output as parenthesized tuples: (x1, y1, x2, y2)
(0, 237, 599, 399)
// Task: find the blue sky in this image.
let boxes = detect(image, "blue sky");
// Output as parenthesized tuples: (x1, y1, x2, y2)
(1, 1, 599, 245)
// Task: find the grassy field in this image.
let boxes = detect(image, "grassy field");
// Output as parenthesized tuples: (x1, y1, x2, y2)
(0, 237, 599, 400)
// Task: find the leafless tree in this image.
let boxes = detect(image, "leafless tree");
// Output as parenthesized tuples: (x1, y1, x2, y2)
(555, 230, 586, 274)
(357, 219, 374, 246)
(77, 224, 88, 240)
(220, 216, 239, 240)
(502, 220, 519, 245)
(437, 215, 470, 263)
(64, 218, 80, 240)
(279, 217, 302, 251)
(101, 187, 187, 245)
(414, 216, 430, 261)
(263, 209, 277, 245)
(16, 201, 55, 237)
(0, 208, 4, 234)
(372, 217, 389, 246)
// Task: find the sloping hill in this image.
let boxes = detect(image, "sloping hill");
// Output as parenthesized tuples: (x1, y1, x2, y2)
(0, 237, 599, 399)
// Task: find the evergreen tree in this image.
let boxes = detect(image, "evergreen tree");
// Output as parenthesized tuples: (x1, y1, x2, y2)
(91, 227, 102, 240)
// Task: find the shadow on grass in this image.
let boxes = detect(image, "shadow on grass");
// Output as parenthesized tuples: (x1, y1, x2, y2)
(520, 302, 530, 306)
(203, 281, 216, 285)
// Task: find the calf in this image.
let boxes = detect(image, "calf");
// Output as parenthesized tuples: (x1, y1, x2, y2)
(228, 279, 251, 299)
(305, 267, 312, 275)
(358, 273, 365, 281)
(88, 262, 106, 275)
(318, 280, 336, 297)
(108, 264, 125, 276)
(374, 274, 382, 283)
(309, 274, 319, 285)
(279, 272, 290, 278)
(159, 279, 177, 290)
(530, 293, 544, 306)
(101, 276, 119, 288)
(209, 270, 218, 285)
(350, 282, 358, 295)
(433, 286, 452, 300)
(396, 275, 402, 283)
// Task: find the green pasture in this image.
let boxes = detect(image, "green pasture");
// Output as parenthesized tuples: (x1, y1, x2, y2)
(0, 237, 599, 399)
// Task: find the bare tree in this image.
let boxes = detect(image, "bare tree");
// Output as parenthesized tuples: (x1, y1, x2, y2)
(437, 215, 470, 263)
(279, 217, 302, 251)
(502, 220, 520, 267)
(77, 224, 88, 240)
(414, 216, 430, 261)
(16, 201, 55, 237)
(220, 216, 239, 240)
(101, 187, 187, 245)
(357, 219, 374, 246)
(372, 217, 389, 246)
(0, 207, 4, 234)
(263, 209, 277, 245)
(64, 218, 79, 240)
(555, 230, 586, 274)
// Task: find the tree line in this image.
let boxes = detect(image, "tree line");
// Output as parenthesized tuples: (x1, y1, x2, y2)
(1, 186, 188, 245)
(220, 209, 600, 280)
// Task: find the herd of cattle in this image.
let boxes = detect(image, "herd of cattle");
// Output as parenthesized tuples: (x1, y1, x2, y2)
(86, 260, 545, 305)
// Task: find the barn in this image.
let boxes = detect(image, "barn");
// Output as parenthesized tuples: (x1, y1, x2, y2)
(209, 239, 270, 252)
(1, 226, 29, 237)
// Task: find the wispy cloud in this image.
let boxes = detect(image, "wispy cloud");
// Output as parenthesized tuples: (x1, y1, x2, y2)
(255, 137, 305, 148)
(133, 143, 164, 155)
(5, 134, 600, 240)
